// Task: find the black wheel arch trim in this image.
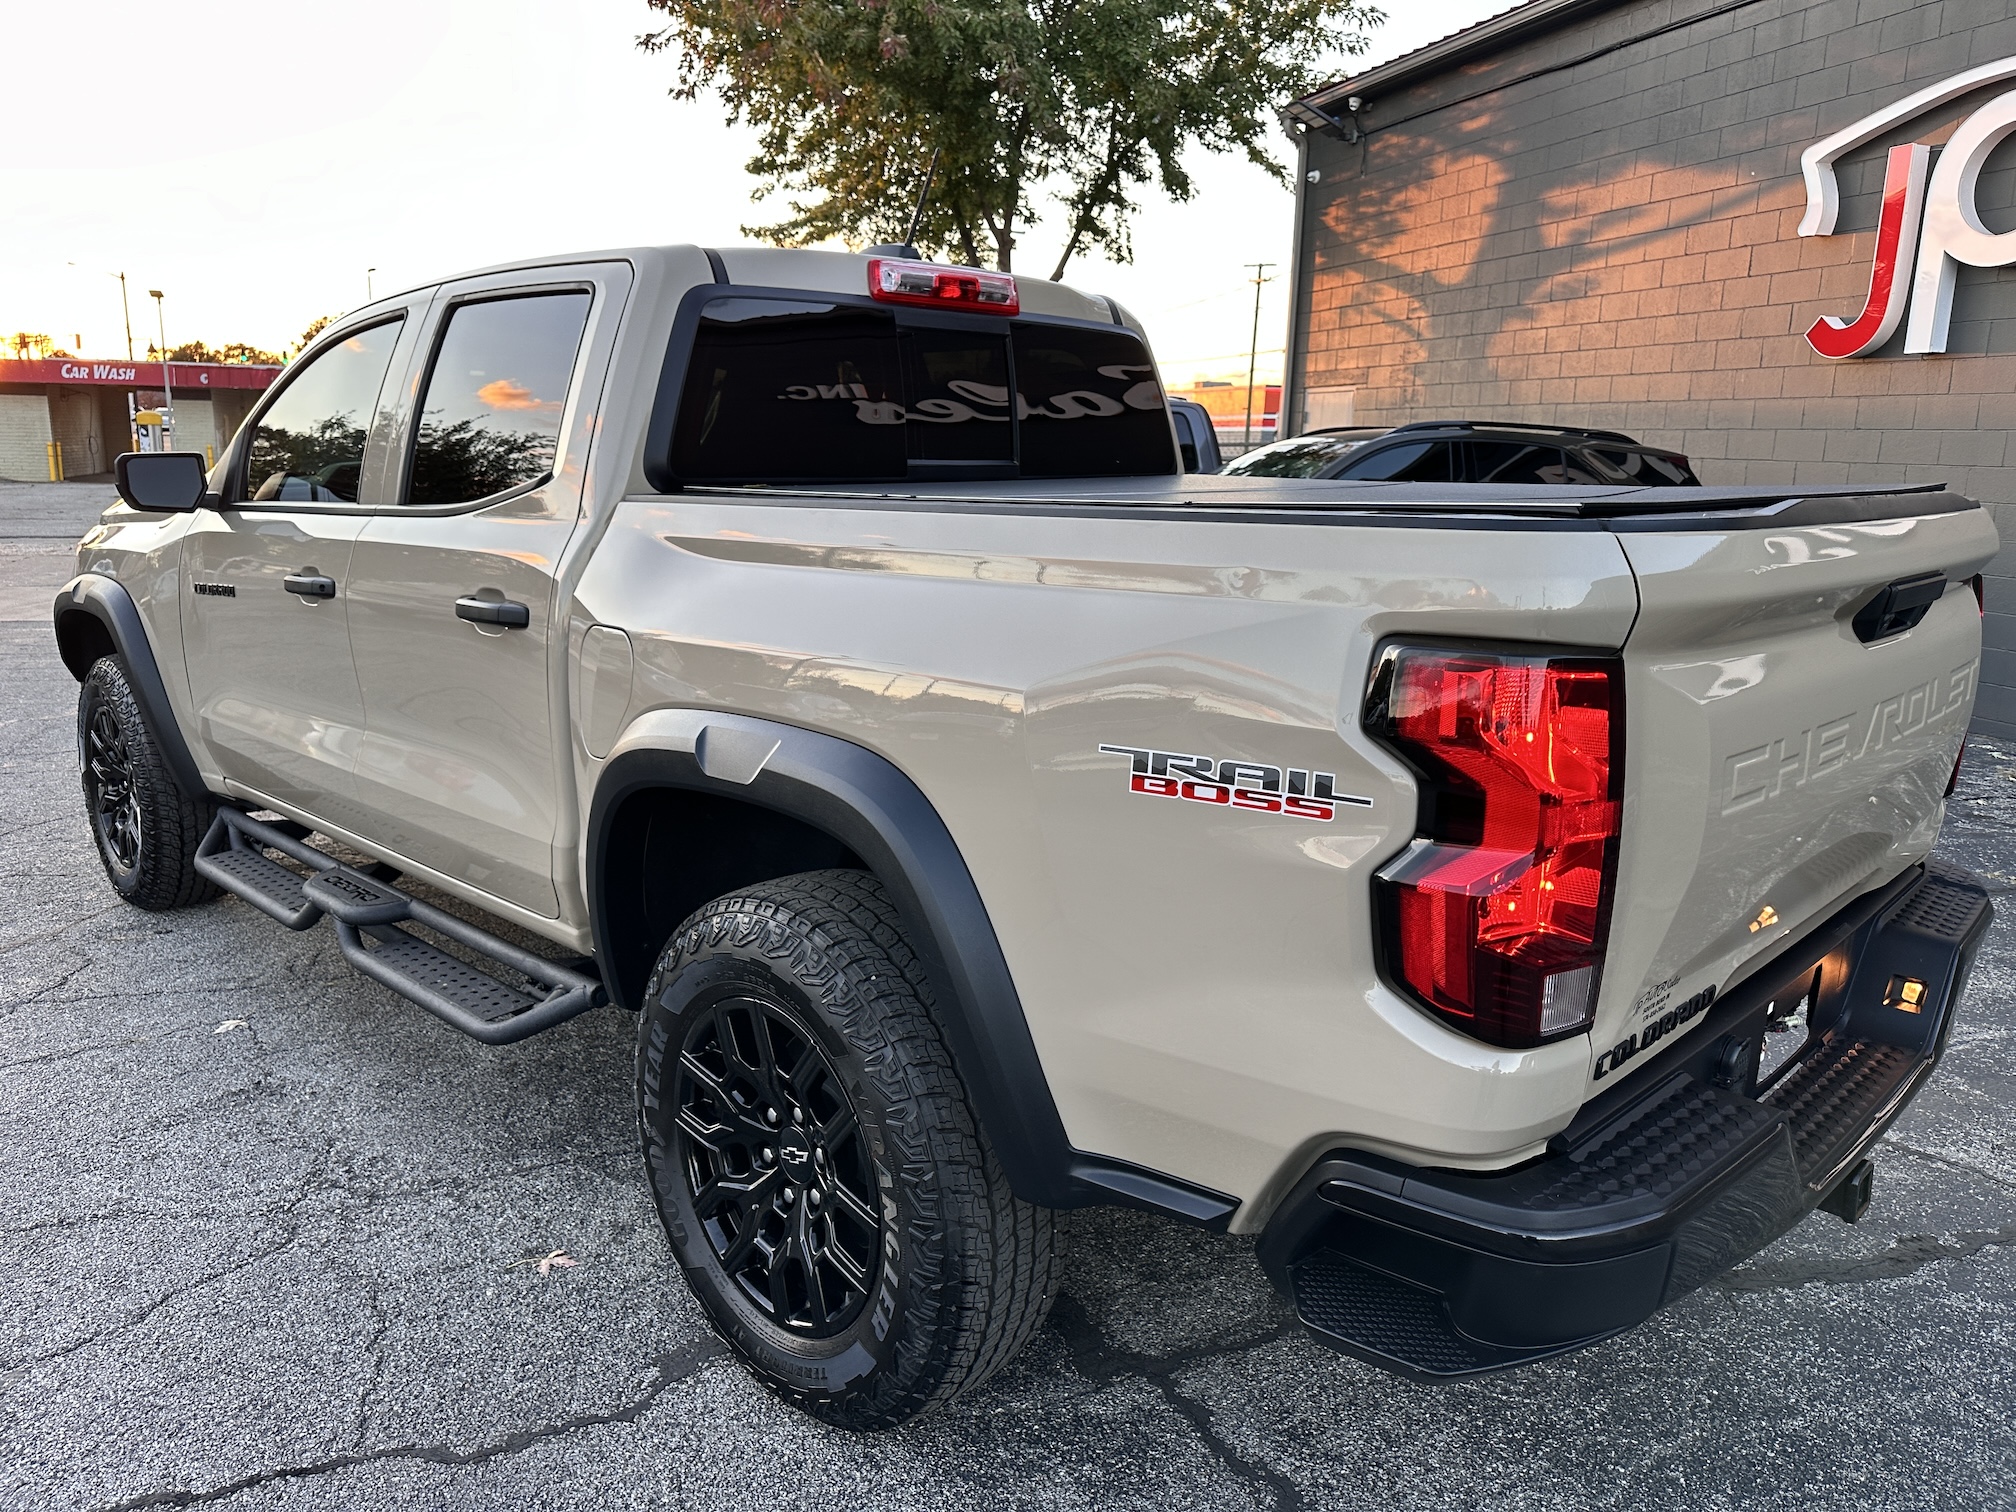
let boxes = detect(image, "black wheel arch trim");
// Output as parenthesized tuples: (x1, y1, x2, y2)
(53, 574, 209, 800)
(586, 712, 1237, 1227)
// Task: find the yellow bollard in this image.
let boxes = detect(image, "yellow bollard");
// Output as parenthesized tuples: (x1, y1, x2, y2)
(205, 445, 215, 468)
(46, 441, 64, 481)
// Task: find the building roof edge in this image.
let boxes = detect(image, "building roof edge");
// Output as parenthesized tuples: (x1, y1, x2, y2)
(1296, 0, 1632, 112)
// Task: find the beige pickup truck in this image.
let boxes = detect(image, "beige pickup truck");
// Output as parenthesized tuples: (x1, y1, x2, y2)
(55, 246, 1997, 1428)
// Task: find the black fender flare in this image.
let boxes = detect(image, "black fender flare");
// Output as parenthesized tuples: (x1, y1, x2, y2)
(586, 710, 1236, 1226)
(52, 574, 210, 799)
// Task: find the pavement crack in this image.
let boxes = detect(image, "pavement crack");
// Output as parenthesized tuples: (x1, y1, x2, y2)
(95, 1338, 728, 1510)
(7, 1141, 338, 1373)
(1715, 1223, 2016, 1293)
(1887, 1140, 2016, 1194)
(1049, 1292, 1303, 1512)
(349, 1296, 391, 1451)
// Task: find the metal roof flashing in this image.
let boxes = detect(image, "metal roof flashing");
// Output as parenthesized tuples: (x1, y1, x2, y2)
(1287, 0, 1631, 131)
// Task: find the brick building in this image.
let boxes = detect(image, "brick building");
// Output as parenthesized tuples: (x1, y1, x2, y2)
(0, 358, 276, 482)
(1279, 0, 2016, 739)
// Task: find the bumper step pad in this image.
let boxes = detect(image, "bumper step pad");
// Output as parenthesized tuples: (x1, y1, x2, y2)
(1261, 861, 1993, 1382)
(191, 808, 604, 1045)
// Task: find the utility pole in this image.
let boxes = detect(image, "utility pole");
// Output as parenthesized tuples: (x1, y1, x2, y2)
(149, 290, 172, 447)
(1242, 262, 1276, 450)
(116, 272, 133, 360)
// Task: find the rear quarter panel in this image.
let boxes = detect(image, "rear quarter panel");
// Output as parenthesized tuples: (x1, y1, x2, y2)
(579, 497, 1638, 1208)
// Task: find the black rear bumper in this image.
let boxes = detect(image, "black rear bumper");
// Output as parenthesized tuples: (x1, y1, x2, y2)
(1256, 860, 1993, 1380)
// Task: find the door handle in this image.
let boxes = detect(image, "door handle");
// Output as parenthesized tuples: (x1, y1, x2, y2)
(455, 596, 530, 629)
(284, 574, 337, 598)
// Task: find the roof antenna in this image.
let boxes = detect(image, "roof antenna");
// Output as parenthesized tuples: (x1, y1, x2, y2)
(866, 148, 940, 260)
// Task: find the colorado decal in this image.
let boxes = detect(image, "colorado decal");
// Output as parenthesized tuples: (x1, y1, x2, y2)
(1098, 744, 1371, 823)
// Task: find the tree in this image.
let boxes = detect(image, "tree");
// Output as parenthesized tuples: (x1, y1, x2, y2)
(640, 0, 1380, 278)
(297, 315, 336, 349)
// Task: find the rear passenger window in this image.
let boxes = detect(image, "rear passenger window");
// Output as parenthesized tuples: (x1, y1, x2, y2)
(1335, 441, 1455, 481)
(668, 298, 1176, 482)
(407, 292, 591, 506)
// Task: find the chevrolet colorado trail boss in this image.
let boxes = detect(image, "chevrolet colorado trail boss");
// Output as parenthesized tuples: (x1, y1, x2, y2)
(57, 246, 1997, 1429)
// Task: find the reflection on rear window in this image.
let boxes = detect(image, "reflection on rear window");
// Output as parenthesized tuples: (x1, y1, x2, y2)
(669, 298, 1176, 481)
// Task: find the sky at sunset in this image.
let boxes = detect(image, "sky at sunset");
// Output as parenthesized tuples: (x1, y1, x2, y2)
(3, 0, 1506, 386)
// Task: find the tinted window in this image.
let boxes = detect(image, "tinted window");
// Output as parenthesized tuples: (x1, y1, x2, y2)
(1335, 440, 1455, 481)
(1590, 446, 1699, 485)
(408, 292, 591, 506)
(671, 299, 1176, 481)
(904, 326, 1012, 463)
(242, 319, 403, 503)
(675, 300, 907, 480)
(1012, 326, 1175, 477)
(1470, 441, 1573, 484)
(1222, 435, 1364, 478)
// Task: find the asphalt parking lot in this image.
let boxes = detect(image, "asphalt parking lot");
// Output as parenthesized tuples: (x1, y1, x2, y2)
(2, 481, 2013, 1511)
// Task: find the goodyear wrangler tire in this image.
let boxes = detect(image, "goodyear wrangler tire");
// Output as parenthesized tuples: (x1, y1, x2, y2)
(637, 869, 1054, 1430)
(77, 656, 218, 911)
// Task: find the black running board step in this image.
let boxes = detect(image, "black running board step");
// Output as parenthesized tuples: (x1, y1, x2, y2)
(194, 807, 604, 1045)
(335, 910, 602, 1046)
(193, 807, 335, 929)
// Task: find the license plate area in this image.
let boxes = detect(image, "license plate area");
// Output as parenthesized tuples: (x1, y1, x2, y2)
(1755, 969, 1818, 1088)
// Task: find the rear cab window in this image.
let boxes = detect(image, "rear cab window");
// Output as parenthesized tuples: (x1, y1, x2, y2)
(665, 295, 1176, 484)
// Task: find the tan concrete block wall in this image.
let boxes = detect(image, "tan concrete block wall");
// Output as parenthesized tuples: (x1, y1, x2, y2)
(0, 395, 55, 483)
(1293, 0, 2016, 737)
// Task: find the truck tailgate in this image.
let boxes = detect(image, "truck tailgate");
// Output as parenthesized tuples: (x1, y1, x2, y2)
(1592, 501, 1999, 1076)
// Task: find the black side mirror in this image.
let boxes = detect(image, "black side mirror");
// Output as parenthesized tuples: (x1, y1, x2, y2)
(114, 451, 209, 513)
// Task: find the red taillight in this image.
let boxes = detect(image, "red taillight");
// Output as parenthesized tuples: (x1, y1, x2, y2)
(868, 257, 1019, 315)
(1367, 645, 1623, 1048)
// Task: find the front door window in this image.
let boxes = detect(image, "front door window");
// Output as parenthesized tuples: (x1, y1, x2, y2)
(242, 320, 403, 503)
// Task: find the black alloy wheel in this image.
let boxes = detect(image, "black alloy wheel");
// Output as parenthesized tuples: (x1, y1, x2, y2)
(76, 656, 217, 910)
(638, 871, 1055, 1429)
(673, 990, 880, 1336)
(84, 702, 142, 875)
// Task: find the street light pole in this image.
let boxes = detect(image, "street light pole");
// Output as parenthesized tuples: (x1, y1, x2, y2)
(367, 267, 376, 300)
(1242, 262, 1276, 449)
(148, 290, 172, 448)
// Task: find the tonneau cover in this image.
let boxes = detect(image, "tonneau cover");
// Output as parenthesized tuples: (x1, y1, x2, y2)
(701, 476, 1969, 523)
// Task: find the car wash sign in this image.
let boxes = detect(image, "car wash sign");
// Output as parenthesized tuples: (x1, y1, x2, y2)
(0, 358, 280, 388)
(1801, 57, 2016, 359)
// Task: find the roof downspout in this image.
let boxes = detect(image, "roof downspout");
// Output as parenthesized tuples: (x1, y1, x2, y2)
(1280, 121, 1312, 441)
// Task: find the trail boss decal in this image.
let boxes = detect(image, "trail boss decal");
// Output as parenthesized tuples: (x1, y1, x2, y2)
(1098, 744, 1371, 822)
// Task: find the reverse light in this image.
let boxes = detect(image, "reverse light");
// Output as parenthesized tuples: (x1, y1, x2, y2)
(868, 257, 1019, 315)
(1366, 645, 1624, 1049)
(1885, 975, 1928, 1013)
